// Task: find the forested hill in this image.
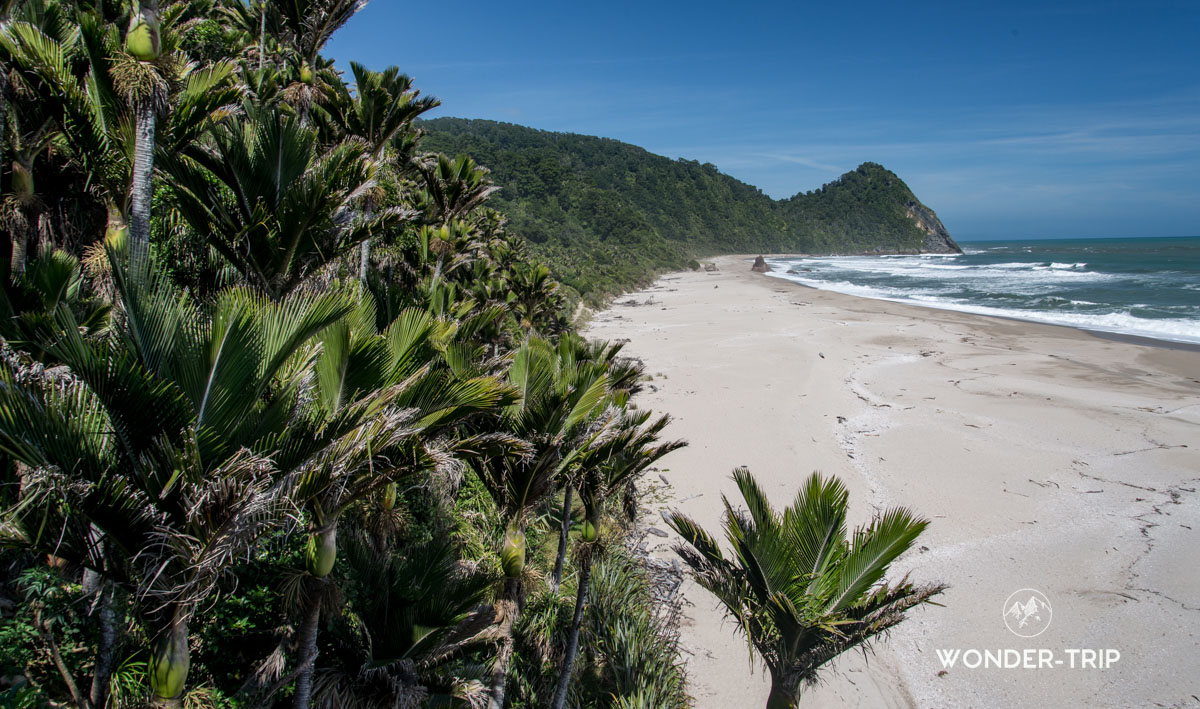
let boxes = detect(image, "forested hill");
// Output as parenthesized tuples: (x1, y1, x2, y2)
(420, 117, 959, 300)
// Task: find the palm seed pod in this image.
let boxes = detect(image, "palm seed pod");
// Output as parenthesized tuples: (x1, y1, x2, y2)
(11, 161, 33, 202)
(125, 4, 161, 62)
(580, 503, 600, 543)
(305, 526, 337, 578)
(381, 482, 397, 511)
(500, 528, 526, 578)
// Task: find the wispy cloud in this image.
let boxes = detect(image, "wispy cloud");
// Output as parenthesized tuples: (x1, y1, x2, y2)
(753, 154, 844, 172)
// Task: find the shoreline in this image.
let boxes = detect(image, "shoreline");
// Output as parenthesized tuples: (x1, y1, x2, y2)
(778, 273, 1200, 354)
(584, 255, 1200, 708)
(740, 252, 1200, 353)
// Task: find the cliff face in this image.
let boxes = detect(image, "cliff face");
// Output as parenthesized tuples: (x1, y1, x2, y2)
(906, 200, 961, 253)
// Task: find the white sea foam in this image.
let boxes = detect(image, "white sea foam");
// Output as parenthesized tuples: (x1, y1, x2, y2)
(764, 269, 1200, 345)
(777, 258, 1113, 286)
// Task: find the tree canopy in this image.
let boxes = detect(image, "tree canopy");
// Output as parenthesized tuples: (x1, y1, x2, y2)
(422, 118, 960, 301)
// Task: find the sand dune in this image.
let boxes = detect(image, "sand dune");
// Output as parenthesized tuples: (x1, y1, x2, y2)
(584, 255, 1200, 708)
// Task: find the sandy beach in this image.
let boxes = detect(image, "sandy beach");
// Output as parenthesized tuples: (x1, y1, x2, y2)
(583, 255, 1200, 709)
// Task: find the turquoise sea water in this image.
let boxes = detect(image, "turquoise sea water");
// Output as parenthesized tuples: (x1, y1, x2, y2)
(764, 236, 1200, 345)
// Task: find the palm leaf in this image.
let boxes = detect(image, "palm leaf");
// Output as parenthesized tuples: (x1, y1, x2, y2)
(825, 507, 928, 614)
(780, 472, 848, 594)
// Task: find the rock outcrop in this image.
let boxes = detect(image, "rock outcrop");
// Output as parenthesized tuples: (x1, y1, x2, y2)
(905, 200, 961, 254)
(751, 256, 772, 273)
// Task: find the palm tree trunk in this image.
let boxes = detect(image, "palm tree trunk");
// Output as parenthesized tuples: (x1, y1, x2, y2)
(9, 155, 34, 279)
(1, 66, 7, 195)
(9, 215, 27, 280)
(129, 102, 155, 254)
(359, 240, 370, 285)
(292, 582, 321, 709)
(105, 202, 128, 243)
(487, 576, 521, 709)
(149, 610, 189, 709)
(0, 66, 15, 280)
(551, 484, 573, 592)
(765, 672, 800, 709)
(257, 3, 266, 72)
(88, 581, 119, 709)
(550, 544, 592, 709)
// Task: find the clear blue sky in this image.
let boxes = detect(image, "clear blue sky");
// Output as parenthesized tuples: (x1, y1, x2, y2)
(326, 1, 1200, 240)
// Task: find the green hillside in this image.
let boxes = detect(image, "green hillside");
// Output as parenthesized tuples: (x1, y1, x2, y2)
(420, 118, 959, 300)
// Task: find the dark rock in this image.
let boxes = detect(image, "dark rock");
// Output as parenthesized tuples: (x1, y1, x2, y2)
(751, 255, 772, 273)
(703, 262, 719, 272)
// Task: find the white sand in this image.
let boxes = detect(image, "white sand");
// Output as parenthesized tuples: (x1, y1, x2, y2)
(584, 256, 1200, 708)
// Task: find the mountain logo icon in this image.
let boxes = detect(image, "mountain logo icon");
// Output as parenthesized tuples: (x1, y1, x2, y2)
(1003, 588, 1053, 638)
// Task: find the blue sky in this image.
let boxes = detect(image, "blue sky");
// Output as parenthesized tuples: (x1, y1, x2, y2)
(326, 1, 1200, 240)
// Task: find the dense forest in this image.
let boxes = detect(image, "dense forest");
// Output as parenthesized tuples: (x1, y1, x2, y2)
(0, 2, 691, 707)
(422, 118, 960, 300)
(0, 2, 942, 707)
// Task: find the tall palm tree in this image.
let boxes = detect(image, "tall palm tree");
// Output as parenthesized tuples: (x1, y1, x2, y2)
(222, 0, 364, 123)
(223, 0, 365, 74)
(319, 61, 438, 284)
(666, 469, 946, 709)
(551, 408, 684, 709)
(472, 336, 611, 709)
(549, 336, 646, 591)
(0, 0, 20, 234)
(417, 153, 499, 226)
(322, 61, 438, 158)
(0, 2, 239, 246)
(0, 246, 355, 707)
(416, 154, 498, 281)
(120, 0, 162, 251)
(285, 292, 518, 709)
(1, 93, 55, 277)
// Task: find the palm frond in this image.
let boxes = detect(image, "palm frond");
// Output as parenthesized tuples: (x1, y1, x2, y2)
(825, 506, 928, 614)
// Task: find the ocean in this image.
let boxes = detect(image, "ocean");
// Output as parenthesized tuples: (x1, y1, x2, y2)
(763, 236, 1200, 346)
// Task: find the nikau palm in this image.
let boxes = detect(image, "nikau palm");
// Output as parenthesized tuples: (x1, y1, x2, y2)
(667, 469, 946, 709)
(472, 336, 611, 709)
(551, 407, 685, 709)
(285, 294, 516, 709)
(1, 1, 239, 248)
(122, 0, 162, 250)
(0, 247, 353, 706)
(163, 108, 411, 299)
